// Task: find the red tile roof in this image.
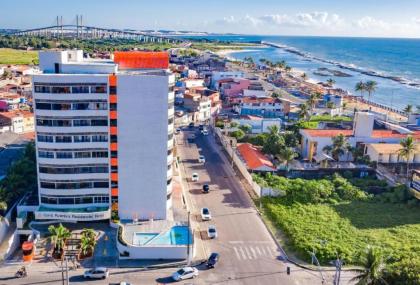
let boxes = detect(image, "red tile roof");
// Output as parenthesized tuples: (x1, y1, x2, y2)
(237, 143, 275, 171)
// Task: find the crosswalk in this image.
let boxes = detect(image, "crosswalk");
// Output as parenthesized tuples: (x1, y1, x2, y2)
(229, 241, 278, 261)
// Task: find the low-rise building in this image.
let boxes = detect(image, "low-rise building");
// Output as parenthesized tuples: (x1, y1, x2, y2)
(0, 110, 34, 133)
(183, 93, 211, 123)
(211, 71, 245, 89)
(233, 115, 282, 134)
(237, 143, 276, 172)
(365, 143, 420, 164)
(300, 112, 420, 161)
(233, 97, 288, 118)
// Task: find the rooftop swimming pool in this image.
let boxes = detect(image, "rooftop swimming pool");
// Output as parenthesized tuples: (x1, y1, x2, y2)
(133, 226, 192, 246)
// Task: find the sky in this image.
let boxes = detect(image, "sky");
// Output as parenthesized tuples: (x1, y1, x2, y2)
(2, 0, 420, 38)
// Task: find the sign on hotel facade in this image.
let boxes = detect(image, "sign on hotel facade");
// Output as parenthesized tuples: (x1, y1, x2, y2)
(35, 209, 110, 221)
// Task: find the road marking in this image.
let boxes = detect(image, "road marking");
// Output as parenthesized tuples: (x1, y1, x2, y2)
(265, 246, 275, 258)
(233, 247, 241, 260)
(237, 246, 247, 260)
(243, 246, 253, 260)
(249, 246, 258, 259)
(255, 246, 262, 256)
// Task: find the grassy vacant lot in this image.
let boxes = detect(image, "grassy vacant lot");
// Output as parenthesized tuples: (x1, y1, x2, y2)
(257, 174, 420, 284)
(0, 48, 38, 65)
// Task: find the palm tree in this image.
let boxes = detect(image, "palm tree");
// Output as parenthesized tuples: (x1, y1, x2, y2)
(398, 136, 416, 179)
(403, 104, 413, 114)
(81, 228, 96, 240)
(364, 81, 378, 103)
(48, 223, 71, 252)
(307, 92, 322, 113)
(279, 147, 297, 171)
(351, 247, 388, 285)
(298, 103, 310, 121)
(262, 125, 284, 156)
(284, 66, 292, 73)
(80, 229, 97, 256)
(301, 73, 308, 81)
(322, 134, 350, 161)
(355, 81, 366, 100)
(0, 201, 7, 221)
(276, 60, 286, 70)
(326, 78, 336, 87)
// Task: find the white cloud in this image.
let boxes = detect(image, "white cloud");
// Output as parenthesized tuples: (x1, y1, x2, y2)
(209, 12, 420, 37)
(355, 17, 390, 30)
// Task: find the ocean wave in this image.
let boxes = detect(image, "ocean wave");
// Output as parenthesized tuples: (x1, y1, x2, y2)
(261, 41, 420, 90)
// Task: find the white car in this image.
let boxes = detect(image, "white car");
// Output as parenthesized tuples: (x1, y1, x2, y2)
(201, 129, 209, 135)
(198, 155, 206, 163)
(83, 267, 109, 279)
(171, 267, 199, 281)
(191, 173, 199, 182)
(201, 207, 211, 221)
(207, 225, 218, 239)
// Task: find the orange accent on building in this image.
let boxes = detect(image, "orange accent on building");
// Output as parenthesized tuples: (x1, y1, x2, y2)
(113, 51, 169, 69)
(111, 188, 119, 196)
(110, 126, 118, 135)
(111, 158, 118, 166)
(110, 143, 118, 151)
(111, 173, 118, 181)
(109, 75, 117, 86)
(110, 111, 117, 119)
(112, 202, 118, 211)
(109, 95, 117, 103)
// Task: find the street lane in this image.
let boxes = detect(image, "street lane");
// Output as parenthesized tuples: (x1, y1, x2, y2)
(177, 127, 323, 285)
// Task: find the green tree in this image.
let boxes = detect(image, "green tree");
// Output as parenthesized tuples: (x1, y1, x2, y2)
(230, 121, 239, 128)
(307, 92, 322, 113)
(262, 125, 284, 156)
(365, 81, 378, 103)
(398, 136, 416, 179)
(326, 101, 335, 109)
(298, 103, 311, 121)
(301, 73, 308, 81)
(80, 228, 97, 255)
(285, 65, 292, 73)
(323, 134, 350, 161)
(230, 129, 245, 140)
(351, 247, 388, 285)
(48, 224, 71, 252)
(326, 78, 336, 87)
(238, 124, 252, 134)
(279, 147, 297, 171)
(355, 81, 366, 100)
(403, 104, 413, 114)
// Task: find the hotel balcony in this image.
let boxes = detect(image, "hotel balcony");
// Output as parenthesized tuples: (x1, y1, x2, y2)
(38, 157, 109, 165)
(35, 109, 109, 117)
(36, 126, 109, 134)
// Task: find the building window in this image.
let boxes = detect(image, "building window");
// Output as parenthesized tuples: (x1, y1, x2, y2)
(74, 135, 90, 143)
(38, 151, 54, 158)
(91, 86, 107, 93)
(51, 86, 71, 94)
(109, 86, 117, 94)
(74, 152, 91, 159)
(92, 135, 108, 142)
(37, 135, 54, 143)
(72, 86, 90, 93)
(36, 103, 52, 110)
(109, 103, 117, 111)
(92, 151, 108, 158)
(110, 151, 118, 158)
(55, 136, 72, 143)
(56, 152, 73, 159)
(91, 119, 108, 126)
(73, 103, 90, 110)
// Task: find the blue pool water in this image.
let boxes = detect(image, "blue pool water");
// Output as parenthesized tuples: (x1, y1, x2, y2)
(133, 233, 158, 246)
(134, 226, 192, 246)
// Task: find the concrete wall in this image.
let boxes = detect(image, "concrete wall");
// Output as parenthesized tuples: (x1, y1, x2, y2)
(117, 241, 188, 260)
(117, 74, 170, 220)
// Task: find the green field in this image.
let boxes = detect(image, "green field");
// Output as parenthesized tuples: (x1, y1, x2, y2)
(256, 174, 420, 284)
(0, 48, 38, 65)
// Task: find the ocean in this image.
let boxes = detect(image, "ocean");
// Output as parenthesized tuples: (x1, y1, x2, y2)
(187, 35, 420, 110)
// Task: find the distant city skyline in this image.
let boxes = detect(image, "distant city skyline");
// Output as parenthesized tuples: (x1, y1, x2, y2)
(2, 0, 420, 38)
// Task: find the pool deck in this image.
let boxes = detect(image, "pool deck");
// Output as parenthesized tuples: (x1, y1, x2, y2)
(122, 220, 187, 245)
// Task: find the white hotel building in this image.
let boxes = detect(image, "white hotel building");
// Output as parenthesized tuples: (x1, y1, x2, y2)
(32, 50, 175, 222)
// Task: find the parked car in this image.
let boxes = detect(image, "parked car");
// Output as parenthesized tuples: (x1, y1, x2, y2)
(202, 184, 210, 193)
(188, 122, 194, 128)
(199, 124, 204, 131)
(201, 207, 211, 221)
(207, 252, 220, 268)
(207, 225, 217, 239)
(191, 173, 199, 182)
(83, 267, 109, 279)
(198, 155, 206, 163)
(171, 267, 199, 281)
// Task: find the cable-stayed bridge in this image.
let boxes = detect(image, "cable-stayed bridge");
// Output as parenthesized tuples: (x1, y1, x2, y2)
(6, 15, 186, 44)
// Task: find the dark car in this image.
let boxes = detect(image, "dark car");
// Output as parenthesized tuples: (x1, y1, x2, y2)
(188, 122, 194, 128)
(198, 124, 204, 131)
(207, 253, 220, 268)
(202, 184, 210, 193)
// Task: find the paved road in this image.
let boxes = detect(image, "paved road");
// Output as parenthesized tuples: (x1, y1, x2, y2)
(176, 127, 330, 285)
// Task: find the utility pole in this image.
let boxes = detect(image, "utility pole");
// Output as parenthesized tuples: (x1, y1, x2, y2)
(61, 259, 65, 285)
(65, 256, 69, 285)
(333, 253, 343, 285)
(80, 15, 83, 39)
(309, 248, 325, 284)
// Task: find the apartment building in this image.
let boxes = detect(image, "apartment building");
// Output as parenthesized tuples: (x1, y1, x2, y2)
(32, 50, 175, 222)
(0, 110, 34, 134)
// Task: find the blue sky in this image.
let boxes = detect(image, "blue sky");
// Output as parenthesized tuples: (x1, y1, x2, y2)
(2, 0, 420, 37)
